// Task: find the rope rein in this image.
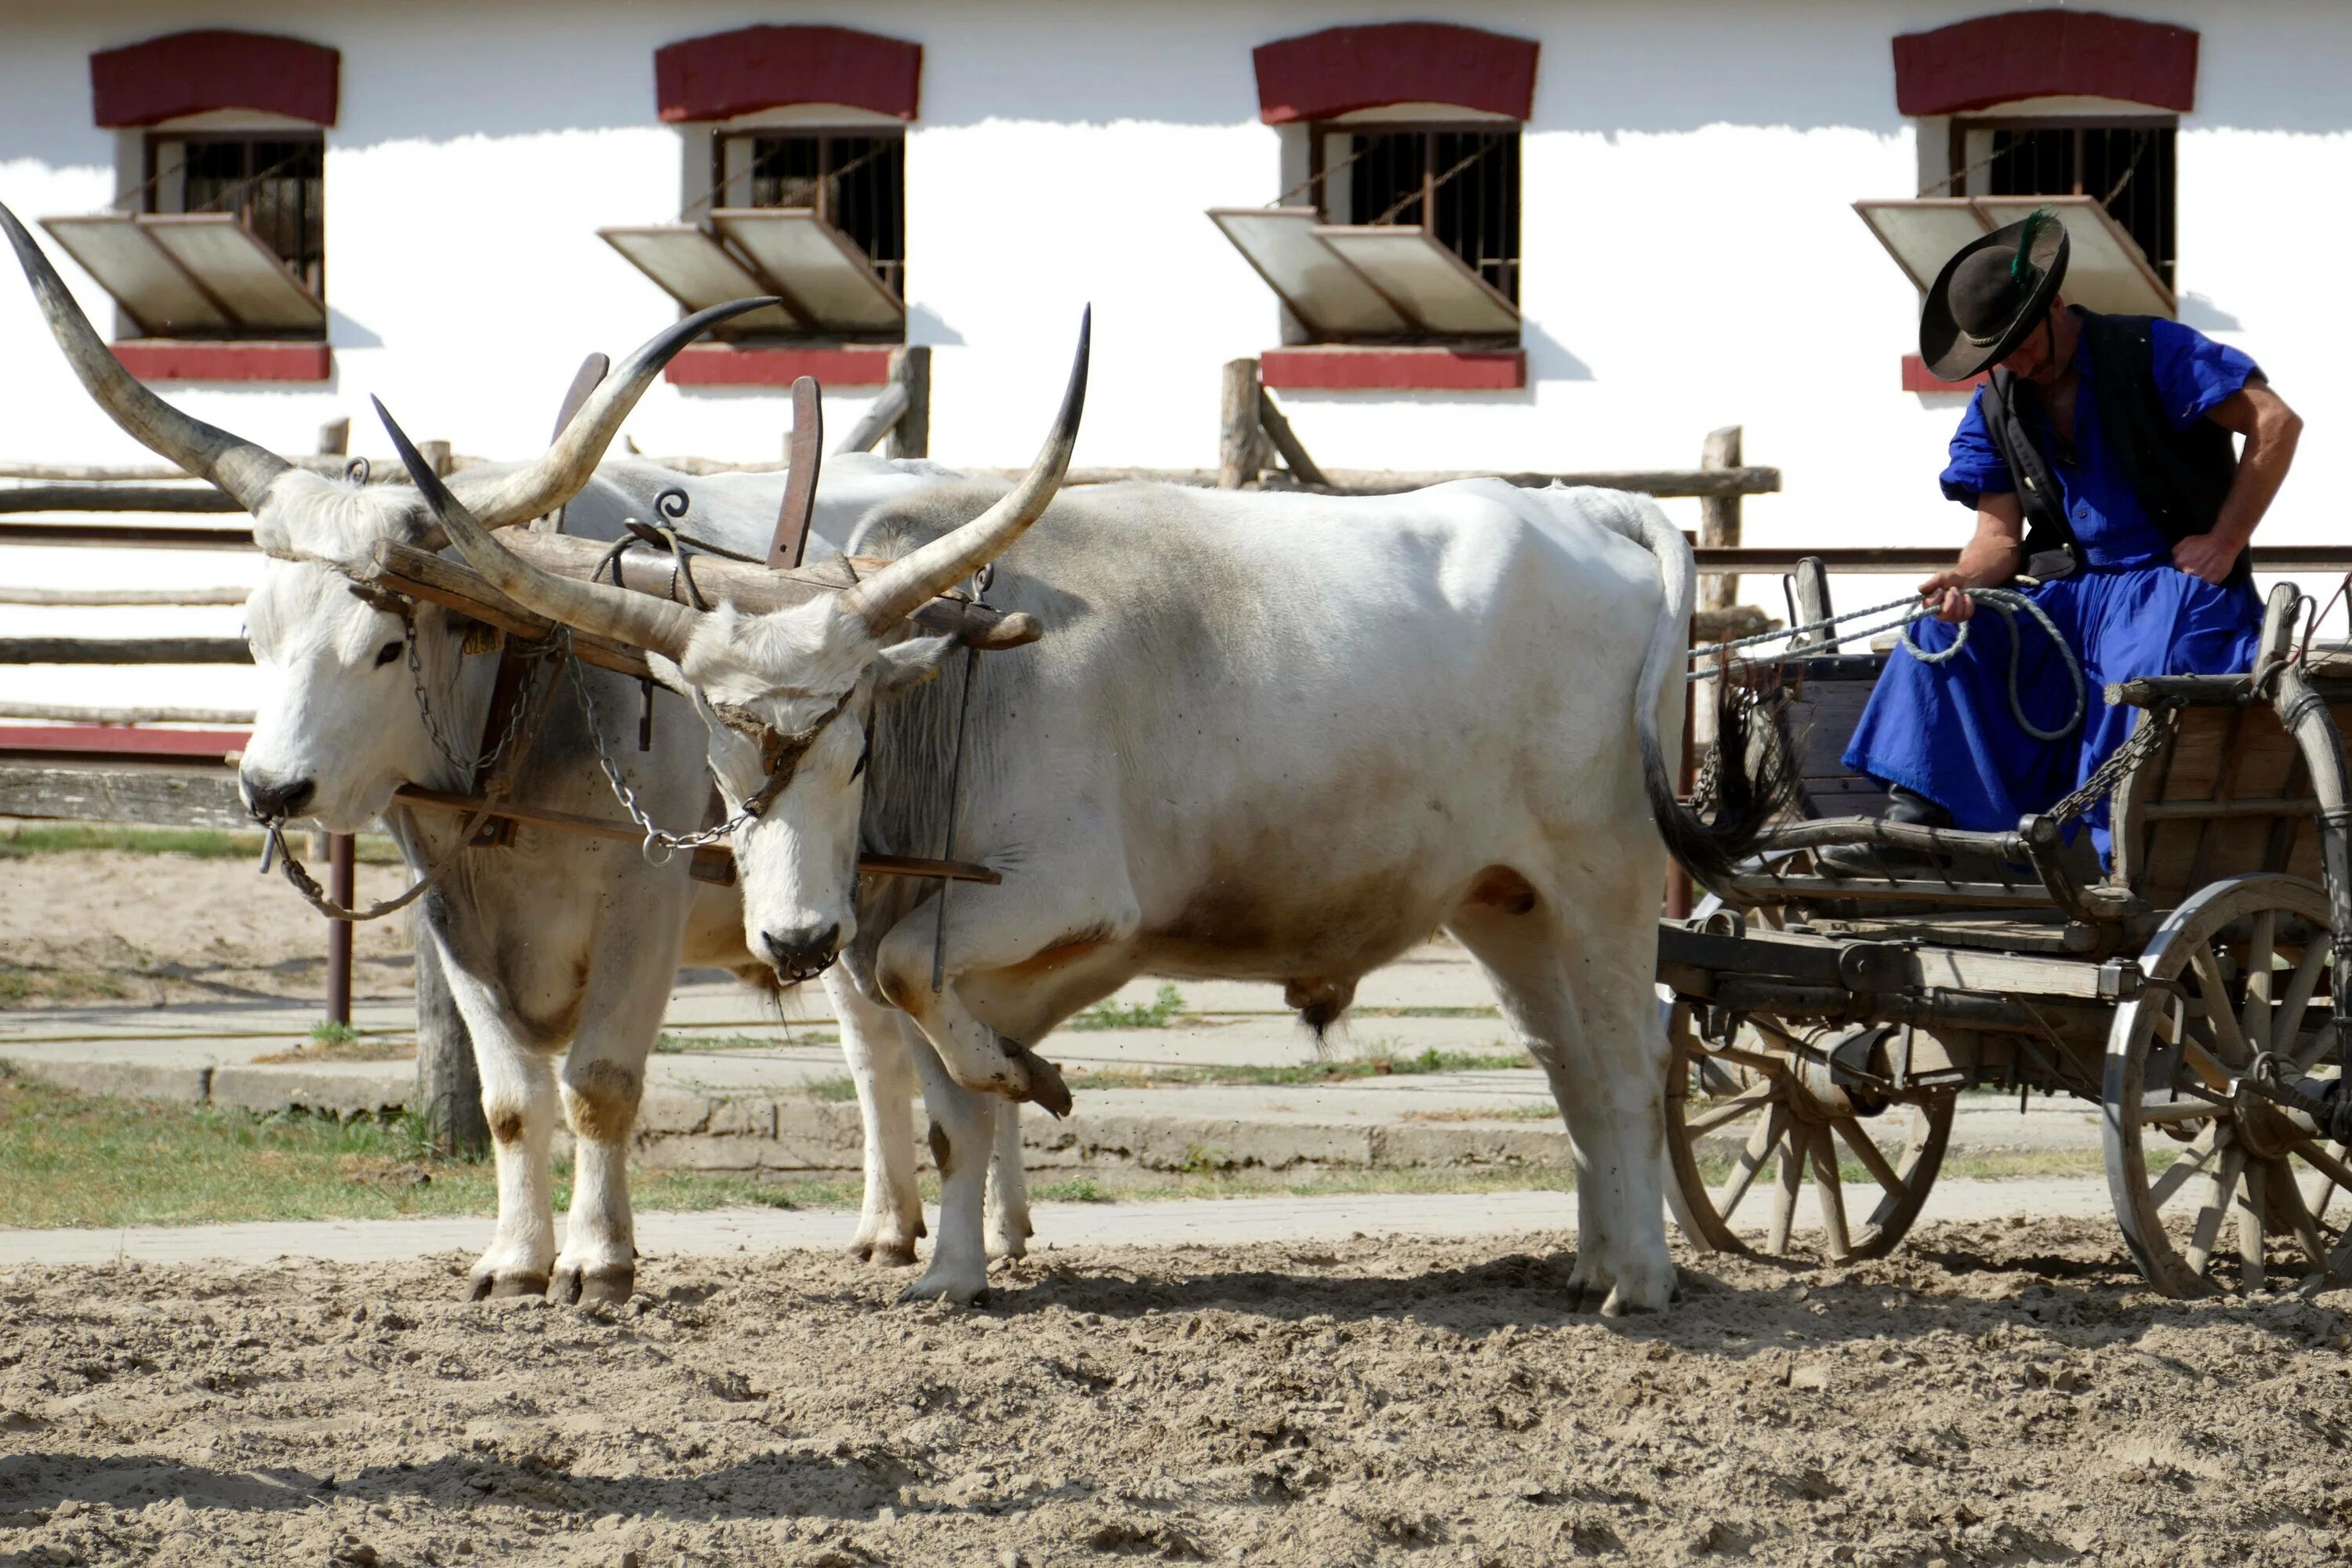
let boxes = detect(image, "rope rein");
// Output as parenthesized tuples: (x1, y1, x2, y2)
(1689, 585, 2087, 742)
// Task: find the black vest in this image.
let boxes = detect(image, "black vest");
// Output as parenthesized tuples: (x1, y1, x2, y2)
(1980, 310, 2247, 589)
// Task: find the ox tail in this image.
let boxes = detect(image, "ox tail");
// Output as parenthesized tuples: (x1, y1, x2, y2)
(1588, 492, 1795, 889)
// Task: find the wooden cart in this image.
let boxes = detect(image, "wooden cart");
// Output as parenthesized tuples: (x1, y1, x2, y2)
(1658, 579, 2352, 1296)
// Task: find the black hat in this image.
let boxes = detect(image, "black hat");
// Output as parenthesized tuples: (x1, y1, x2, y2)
(1918, 206, 2070, 382)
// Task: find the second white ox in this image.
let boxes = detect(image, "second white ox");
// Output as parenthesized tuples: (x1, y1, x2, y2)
(387, 322, 1784, 1312)
(1, 204, 1034, 1302)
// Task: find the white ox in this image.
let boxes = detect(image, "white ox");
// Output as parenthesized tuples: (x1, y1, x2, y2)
(0, 203, 1033, 1302)
(393, 323, 1787, 1313)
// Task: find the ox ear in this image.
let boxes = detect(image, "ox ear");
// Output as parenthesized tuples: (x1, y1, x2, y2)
(874, 634, 960, 696)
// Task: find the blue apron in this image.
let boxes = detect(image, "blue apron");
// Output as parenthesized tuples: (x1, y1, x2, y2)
(1842, 314, 2264, 860)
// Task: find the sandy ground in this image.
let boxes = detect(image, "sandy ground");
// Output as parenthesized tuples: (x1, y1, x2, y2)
(0, 1218, 2347, 1566)
(0, 851, 414, 1007)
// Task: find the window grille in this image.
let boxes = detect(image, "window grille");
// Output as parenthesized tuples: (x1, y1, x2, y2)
(149, 132, 325, 295)
(1955, 119, 2174, 292)
(717, 132, 906, 297)
(1332, 128, 1520, 306)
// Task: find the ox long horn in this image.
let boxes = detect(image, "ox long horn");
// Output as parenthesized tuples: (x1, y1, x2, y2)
(374, 396, 705, 665)
(0, 200, 290, 512)
(445, 295, 783, 528)
(840, 308, 1090, 633)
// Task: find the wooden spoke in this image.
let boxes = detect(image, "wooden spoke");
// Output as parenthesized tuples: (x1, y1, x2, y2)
(2271, 941, 2330, 1055)
(2139, 1092, 2223, 1126)
(1809, 1124, 1851, 1261)
(1716, 1105, 1787, 1224)
(2292, 1021, 2339, 1074)
(1834, 1116, 1904, 1196)
(1768, 1133, 1804, 1257)
(2238, 1158, 2269, 1291)
(2147, 1128, 2221, 1211)
(2303, 1141, 2351, 1224)
(2289, 1136, 2352, 1196)
(2187, 941, 2252, 1065)
(2185, 1144, 2247, 1280)
(2270, 1162, 2336, 1276)
(1683, 1083, 1776, 1138)
(2239, 910, 2277, 1051)
(2176, 1030, 2234, 1094)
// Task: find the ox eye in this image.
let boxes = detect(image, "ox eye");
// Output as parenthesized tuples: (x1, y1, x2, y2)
(373, 641, 402, 668)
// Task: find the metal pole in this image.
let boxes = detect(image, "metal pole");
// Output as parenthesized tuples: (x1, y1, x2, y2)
(326, 833, 355, 1025)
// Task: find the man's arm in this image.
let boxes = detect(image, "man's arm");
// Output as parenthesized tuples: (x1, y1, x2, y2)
(1919, 492, 2025, 622)
(2173, 379, 2301, 584)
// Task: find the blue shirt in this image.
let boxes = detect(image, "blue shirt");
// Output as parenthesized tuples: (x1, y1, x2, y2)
(1938, 310, 2260, 568)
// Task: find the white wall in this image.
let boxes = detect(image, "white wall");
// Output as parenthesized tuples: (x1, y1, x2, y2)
(4, 0, 2350, 711)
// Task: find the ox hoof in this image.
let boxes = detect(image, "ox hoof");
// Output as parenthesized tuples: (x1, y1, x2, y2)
(855, 1240, 920, 1269)
(1014, 1049, 1073, 1119)
(553, 1264, 635, 1307)
(470, 1272, 551, 1302)
(985, 1226, 1030, 1262)
(899, 1271, 989, 1308)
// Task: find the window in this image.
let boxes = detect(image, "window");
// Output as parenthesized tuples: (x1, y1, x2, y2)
(1958, 118, 2174, 291)
(148, 132, 327, 296)
(717, 131, 905, 298)
(1319, 125, 1519, 307)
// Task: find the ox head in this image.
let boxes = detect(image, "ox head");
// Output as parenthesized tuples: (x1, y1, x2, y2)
(0, 200, 772, 831)
(382, 313, 1089, 980)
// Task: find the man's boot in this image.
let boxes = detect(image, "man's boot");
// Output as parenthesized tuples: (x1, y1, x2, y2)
(1816, 787, 1954, 878)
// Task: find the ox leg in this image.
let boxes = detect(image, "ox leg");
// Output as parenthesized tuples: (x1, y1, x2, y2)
(904, 1020, 997, 1305)
(826, 970, 925, 1267)
(550, 945, 677, 1307)
(1448, 883, 1675, 1316)
(986, 1102, 1032, 1262)
(469, 1031, 561, 1300)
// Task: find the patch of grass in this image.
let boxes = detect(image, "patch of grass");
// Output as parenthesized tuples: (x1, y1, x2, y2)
(0, 964, 130, 1007)
(1068, 983, 1189, 1032)
(1688, 1145, 2111, 1189)
(1033, 1177, 1111, 1203)
(0, 1066, 859, 1230)
(252, 1031, 416, 1065)
(801, 1074, 858, 1103)
(1065, 1043, 1533, 1091)
(1397, 1105, 1559, 1123)
(309, 1019, 361, 1046)
(653, 1031, 834, 1054)
(0, 825, 402, 863)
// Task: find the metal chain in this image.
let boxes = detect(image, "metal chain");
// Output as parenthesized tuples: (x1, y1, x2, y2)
(2045, 701, 2178, 826)
(567, 653, 764, 862)
(405, 616, 474, 771)
(405, 619, 562, 779)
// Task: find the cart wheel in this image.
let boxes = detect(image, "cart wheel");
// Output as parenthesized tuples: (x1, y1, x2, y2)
(1664, 998, 1954, 1263)
(2105, 874, 2352, 1297)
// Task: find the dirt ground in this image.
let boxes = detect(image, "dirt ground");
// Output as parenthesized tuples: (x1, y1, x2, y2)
(0, 851, 413, 1007)
(0, 1219, 2346, 1566)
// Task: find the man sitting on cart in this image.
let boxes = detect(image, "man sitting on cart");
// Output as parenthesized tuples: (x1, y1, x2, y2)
(1827, 207, 2303, 874)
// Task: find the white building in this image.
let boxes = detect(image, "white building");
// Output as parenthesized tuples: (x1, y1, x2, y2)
(1, 2, 2342, 706)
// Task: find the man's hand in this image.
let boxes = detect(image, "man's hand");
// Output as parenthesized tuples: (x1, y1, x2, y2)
(2171, 531, 2243, 585)
(1918, 570, 1975, 623)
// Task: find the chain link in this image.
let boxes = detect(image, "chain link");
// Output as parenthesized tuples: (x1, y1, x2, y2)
(2045, 700, 2177, 826)
(567, 653, 765, 862)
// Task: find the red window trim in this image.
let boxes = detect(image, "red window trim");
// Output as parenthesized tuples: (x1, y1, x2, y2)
(1901, 354, 1989, 395)
(1253, 23, 1538, 125)
(1261, 345, 1525, 393)
(655, 25, 922, 124)
(92, 30, 339, 129)
(1893, 10, 2196, 117)
(114, 340, 332, 384)
(665, 344, 895, 388)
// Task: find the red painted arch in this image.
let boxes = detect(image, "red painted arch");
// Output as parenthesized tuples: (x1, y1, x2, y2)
(91, 30, 339, 128)
(1893, 10, 2197, 116)
(655, 24, 922, 124)
(1253, 22, 1538, 125)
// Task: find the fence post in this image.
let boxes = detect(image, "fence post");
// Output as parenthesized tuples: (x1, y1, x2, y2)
(886, 345, 931, 459)
(316, 418, 350, 458)
(325, 834, 355, 1025)
(412, 914, 488, 1159)
(419, 441, 454, 480)
(1218, 358, 1263, 489)
(1789, 556, 1838, 653)
(1699, 425, 1742, 613)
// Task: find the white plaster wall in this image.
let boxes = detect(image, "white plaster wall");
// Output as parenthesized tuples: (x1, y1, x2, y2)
(2, 0, 2350, 713)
